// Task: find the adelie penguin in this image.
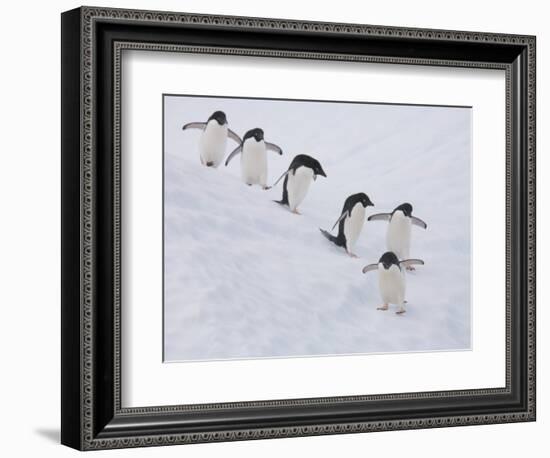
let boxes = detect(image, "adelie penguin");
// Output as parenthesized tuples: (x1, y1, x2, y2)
(225, 128, 283, 189)
(368, 203, 427, 270)
(272, 154, 327, 214)
(320, 193, 374, 258)
(362, 251, 424, 315)
(182, 111, 242, 168)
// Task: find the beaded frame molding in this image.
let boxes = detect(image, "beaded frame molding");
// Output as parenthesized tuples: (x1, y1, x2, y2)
(61, 6, 536, 451)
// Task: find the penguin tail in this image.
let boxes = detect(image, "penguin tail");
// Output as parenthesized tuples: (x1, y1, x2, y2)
(319, 228, 344, 247)
(273, 199, 288, 207)
(205, 161, 214, 167)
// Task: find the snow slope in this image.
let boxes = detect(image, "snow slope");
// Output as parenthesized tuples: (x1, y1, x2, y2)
(163, 95, 471, 361)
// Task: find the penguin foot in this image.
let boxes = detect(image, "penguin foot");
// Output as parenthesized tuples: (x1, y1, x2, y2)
(406, 265, 416, 271)
(377, 304, 389, 311)
(246, 183, 252, 186)
(346, 251, 358, 258)
(262, 186, 271, 190)
(291, 208, 302, 215)
(396, 309, 406, 315)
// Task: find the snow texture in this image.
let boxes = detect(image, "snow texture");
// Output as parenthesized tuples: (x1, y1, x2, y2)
(163, 95, 471, 362)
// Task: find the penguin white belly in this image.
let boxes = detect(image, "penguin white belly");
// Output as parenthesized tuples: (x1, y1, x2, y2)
(241, 141, 267, 186)
(199, 122, 227, 167)
(387, 212, 411, 259)
(378, 265, 406, 305)
(287, 166, 314, 211)
(343, 203, 366, 251)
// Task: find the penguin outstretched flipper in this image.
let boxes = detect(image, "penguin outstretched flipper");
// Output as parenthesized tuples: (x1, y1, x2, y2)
(368, 213, 391, 222)
(411, 216, 428, 229)
(265, 142, 283, 156)
(271, 170, 289, 188)
(225, 145, 242, 166)
(362, 263, 378, 274)
(182, 122, 206, 130)
(400, 259, 425, 269)
(227, 129, 242, 144)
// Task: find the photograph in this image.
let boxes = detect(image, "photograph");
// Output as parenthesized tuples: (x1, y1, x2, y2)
(163, 94, 472, 362)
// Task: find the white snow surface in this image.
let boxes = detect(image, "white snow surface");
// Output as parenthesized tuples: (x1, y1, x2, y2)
(163, 95, 471, 361)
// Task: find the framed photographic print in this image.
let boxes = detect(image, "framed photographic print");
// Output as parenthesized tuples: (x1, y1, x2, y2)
(61, 6, 536, 450)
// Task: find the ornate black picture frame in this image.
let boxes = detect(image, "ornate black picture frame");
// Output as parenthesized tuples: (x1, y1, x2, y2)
(61, 6, 536, 450)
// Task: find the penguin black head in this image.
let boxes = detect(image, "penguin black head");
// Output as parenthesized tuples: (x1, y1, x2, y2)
(290, 154, 327, 178)
(313, 162, 327, 178)
(379, 251, 400, 270)
(244, 128, 264, 142)
(344, 192, 374, 211)
(208, 110, 227, 125)
(393, 202, 413, 217)
(357, 193, 374, 208)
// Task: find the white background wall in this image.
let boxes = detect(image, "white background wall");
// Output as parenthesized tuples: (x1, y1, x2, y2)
(0, 0, 545, 456)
